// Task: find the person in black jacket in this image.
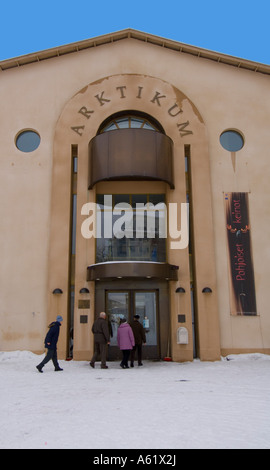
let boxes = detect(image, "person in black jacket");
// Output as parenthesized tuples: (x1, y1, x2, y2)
(129, 314, 146, 367)
(36, 315, 63, 373)
(90, 312, 110, 369)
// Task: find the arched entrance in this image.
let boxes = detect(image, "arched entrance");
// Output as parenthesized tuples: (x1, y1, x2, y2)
(48, 73, 220, 362)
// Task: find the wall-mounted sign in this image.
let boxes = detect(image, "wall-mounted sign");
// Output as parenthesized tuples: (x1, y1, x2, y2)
(225, 192, 257, 315)
(78, 300, 90, 309)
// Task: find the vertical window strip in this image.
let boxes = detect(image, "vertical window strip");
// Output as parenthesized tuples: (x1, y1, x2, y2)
(68, 145, 78, 358)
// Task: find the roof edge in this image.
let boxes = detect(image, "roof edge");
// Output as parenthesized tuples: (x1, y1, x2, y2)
(1, 28, 270, 75)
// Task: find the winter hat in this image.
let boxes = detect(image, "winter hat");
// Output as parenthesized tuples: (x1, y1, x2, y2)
(56, 315, 63, 322)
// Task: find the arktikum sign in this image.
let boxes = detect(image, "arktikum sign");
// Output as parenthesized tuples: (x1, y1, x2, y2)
(70, 83, 194, 139)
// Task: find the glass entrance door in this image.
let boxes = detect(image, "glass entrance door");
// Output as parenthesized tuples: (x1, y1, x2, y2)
(107, 292, 129, 346)
(134, 292, 157, 346)
(106, 290, 159, 359)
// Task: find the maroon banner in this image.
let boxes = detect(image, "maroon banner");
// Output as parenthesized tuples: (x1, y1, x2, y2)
(225, 193, 257, 315)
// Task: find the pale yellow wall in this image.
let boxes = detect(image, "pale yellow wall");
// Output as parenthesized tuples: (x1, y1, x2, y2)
(0, 37, 269, 357)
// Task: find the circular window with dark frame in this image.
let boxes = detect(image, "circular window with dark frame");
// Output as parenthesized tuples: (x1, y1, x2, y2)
(16, 130, 41, 153)
(220, 129, 244, 152)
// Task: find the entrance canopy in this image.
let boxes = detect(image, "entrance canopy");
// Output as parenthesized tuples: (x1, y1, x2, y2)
(87, 261, 179, 281)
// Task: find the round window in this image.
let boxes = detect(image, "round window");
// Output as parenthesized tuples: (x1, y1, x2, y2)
(220, 130, 244, 152)
(16, 130, 40, 152)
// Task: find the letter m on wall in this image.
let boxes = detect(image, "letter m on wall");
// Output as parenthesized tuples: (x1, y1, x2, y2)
(177, 121, 193, 137)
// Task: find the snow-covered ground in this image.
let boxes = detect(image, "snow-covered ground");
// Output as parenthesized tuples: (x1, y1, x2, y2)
(0, 351, 269, 449)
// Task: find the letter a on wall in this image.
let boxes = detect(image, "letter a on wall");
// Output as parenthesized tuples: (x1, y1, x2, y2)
(224, 193, 257, 315)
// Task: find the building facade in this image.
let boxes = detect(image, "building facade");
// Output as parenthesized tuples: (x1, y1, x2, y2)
(1, 29, 270, 362)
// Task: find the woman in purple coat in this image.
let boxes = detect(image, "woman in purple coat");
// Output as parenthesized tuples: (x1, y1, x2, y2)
(117, 318, 135, 368)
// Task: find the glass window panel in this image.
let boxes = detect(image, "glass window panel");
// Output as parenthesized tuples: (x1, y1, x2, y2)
(96, 237, 166, 262)
(148, 194, 165, 205)
(130, 118, 144, 128)
(113, 194, 130, 206)
(107, 292, 129, 345)
(96, 194, 104, 208)
(116, 118, 129, 129)
(103, 122, 117, 132)
(100, 113, 162, 133)
(71, 195, 77, 255)
(142, 122, 155, 130)
(135, 292, 157, 345)
(96, 237, 112, 263)
(131, 194, 147, 208)
(73, 156, 78, 173)
(103, 195, 113, 211)
(96, 193, 166, 263)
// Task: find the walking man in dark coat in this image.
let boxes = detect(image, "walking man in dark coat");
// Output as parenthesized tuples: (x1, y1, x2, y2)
(36, 315, 64, 372)
(129, 314, 146, 367)
(90, 312, 110, 369)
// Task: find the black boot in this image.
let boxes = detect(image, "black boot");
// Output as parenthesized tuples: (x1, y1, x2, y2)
(36, 365, 43, 373)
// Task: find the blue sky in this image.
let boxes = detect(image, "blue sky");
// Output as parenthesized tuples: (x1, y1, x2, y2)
(0, 0, 269, 64)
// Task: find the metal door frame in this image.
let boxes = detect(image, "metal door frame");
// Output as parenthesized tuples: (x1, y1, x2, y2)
(105, 289, 160, 360)
(95, 279, 169, 361)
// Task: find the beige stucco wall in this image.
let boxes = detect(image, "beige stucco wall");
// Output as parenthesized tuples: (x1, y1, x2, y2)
(0, 37, 269, 358)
